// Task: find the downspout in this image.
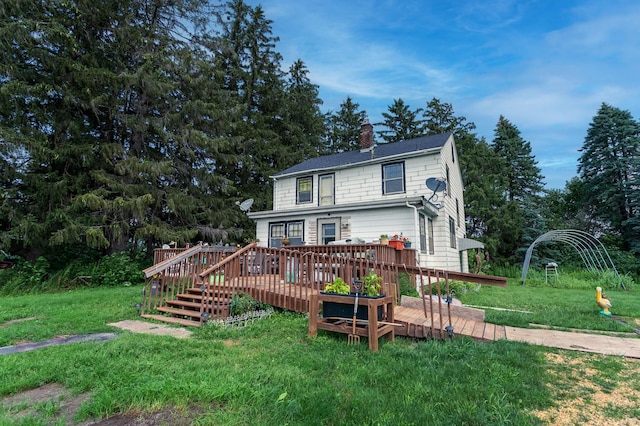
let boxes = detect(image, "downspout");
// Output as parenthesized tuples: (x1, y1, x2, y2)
(405, 202, 420, 266)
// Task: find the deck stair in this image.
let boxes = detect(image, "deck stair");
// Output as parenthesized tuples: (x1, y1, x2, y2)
(142, 285, 234, 325)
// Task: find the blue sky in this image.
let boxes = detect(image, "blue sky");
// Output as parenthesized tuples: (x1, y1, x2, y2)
(247, 0, 640, 189)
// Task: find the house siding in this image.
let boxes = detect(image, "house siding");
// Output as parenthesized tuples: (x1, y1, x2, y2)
(250, 133, 471, 272)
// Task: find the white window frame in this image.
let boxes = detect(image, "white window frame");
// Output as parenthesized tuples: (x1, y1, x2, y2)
(297, 176, 313, 204)
(382, 162, 405, 194)
(318, 174, 334, 206)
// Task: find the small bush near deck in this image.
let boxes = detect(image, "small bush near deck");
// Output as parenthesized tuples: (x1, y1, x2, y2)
(229, 291, 270, 316)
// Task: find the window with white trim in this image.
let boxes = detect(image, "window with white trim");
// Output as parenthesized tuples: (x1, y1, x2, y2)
(270, 221, 304, 247)
(428, 218, 434, 255)
(382, 162, 405, 194)
(297, 177, 312, 204)
(449, 216, 456, 249)
(319, 174, 334, 206)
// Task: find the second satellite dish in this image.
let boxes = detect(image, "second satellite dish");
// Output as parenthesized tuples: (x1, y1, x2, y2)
(236, 198, 254, 212)
(425, 177, 446, 192)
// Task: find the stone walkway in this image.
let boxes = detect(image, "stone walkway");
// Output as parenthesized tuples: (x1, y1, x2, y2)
(107, 320, 192, 339)
(504, 326, 640, 358)
(0, 333, 118, 355)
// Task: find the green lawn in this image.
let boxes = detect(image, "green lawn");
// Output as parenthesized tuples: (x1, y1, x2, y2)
(1, 284, 639, 425)
(457, 279, 640, 333)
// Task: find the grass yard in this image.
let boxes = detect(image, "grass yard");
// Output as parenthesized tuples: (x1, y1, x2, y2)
(457, 278, 640, 333)
(0, 284, 639, 425)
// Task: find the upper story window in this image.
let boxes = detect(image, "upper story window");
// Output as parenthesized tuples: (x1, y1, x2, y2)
(319, 174, 334, 206)
(446, 164, 450, 197)
(382, 162, 405, 194)
(297, 176, 312, 204)
(449, 216, 456, 249)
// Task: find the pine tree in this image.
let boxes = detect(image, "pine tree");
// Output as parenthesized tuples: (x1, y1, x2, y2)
(213, 0, 287, 213)
(578, 103, 640, 252)
(0, 0, 241, 255)
(375, 98, 425, 143)
(423, 98, 475, 139)
(322, 97, 367, 154)
(280, 60, 325, 163)
(492, 116, 545, 202)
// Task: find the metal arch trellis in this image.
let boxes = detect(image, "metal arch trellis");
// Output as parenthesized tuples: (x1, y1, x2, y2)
(521, 229, 625, 289)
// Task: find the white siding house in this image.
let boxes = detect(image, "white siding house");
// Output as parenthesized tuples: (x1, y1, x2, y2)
(247, 122, 479, 272)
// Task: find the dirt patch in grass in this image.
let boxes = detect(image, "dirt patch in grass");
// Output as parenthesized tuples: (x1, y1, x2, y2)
(533, 352, 640, 425)
(1, 384, 201, 425)
(1, 383, 90, 425)
(0, 317, 39, 327)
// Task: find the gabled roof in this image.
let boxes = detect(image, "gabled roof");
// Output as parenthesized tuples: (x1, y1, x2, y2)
(274, 132, 452, 177)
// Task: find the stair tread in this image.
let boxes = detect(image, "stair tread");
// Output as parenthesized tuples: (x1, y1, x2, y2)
(141, 314, 201, 327)
(156, 306, 202, 318)
(168, 299, 230, 308)
(186, 287, 236, 294)
(174, 296, 232, 306)
(157, 306, 228, 316)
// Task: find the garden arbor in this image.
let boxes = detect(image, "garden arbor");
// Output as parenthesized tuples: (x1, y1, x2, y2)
(521, 230, 625, 289)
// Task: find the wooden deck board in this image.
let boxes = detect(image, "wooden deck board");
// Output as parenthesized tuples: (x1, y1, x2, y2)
(495, 325, 507, 340)
(483, 322, 496, 341)
(471, 321, 486, 340)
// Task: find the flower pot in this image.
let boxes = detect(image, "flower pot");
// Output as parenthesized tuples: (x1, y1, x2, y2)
(404, 242, 411, 248)
(320, 292, 384, 321)
(389, 240, 404, 250)
(380, 237, 389, 245)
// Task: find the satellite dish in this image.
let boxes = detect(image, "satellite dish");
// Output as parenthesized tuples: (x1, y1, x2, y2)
(425, 177, 446, 192)
(236, 198, 254, 212)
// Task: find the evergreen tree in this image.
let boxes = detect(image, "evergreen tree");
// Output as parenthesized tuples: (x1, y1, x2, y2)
(375, 98, 425, 143)
(423, 98, 475, 139)
(213, 0, 286, 213)
(463, 137, 508, 240)
(578, 103, 640, 252)
(0, 0, 240, 256)
(322, 97, 367, 154)
(280, 59, 325, 163)
(492, 116, 545, 202)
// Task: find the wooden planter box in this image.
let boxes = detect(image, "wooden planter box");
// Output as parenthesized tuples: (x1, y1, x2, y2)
(320, 292, 384, 321)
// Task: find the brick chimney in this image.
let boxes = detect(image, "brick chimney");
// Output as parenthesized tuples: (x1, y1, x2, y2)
(360, 118, 374, 152)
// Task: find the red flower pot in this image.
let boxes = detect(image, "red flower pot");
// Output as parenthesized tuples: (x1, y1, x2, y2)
(389, 240, 404, 250)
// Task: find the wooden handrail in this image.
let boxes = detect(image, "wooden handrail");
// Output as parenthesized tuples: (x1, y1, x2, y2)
(143, 244, 204, 278)
(199, 242, 257, 278)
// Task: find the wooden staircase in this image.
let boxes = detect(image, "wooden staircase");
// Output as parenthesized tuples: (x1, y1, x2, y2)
(142, 285, 235, 327)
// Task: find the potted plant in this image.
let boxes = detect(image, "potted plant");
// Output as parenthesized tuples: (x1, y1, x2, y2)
(322, 277, 350, 295)
(281, 235, 290, 246)
(320, 276, 384, 321)
(362, 271, 383, 297)
(389, 234, 405, 250)
(379, 234, 389, 245)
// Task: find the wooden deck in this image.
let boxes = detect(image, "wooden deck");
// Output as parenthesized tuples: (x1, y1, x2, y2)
(243, 278, 504, 342)
(141, 244, 508, 343)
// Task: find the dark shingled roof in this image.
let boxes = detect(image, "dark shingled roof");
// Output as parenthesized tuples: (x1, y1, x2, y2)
(274, 132, 452, 177)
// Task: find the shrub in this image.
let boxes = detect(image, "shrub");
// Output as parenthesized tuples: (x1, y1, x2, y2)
(398, 273, 418, 297)
(91, 251, 145, 287)
(0, 256, 51, 294)
(229, 291, 270, 316)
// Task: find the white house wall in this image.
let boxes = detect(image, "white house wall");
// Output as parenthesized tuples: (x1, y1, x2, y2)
(253, 134, 470, 272)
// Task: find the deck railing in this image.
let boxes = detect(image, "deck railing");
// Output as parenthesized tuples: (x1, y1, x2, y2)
(141, 244, 236, 315)
(141, 243, 507, 334)
(196, 244, 506, 331)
